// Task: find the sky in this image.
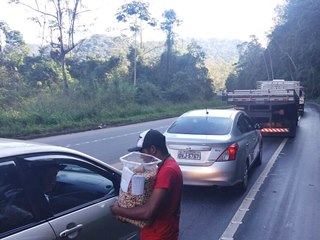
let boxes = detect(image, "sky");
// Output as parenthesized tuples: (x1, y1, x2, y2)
(0, 0, 284, 46)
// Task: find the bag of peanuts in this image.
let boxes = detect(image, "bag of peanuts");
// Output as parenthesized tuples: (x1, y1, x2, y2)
(118, 152, 161, 228)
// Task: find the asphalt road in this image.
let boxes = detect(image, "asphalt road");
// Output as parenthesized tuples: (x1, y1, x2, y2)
(233, 103, 320, 240)
(34, 103, 320, 240)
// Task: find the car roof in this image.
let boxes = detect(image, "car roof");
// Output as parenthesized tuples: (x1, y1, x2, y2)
(0, 138, 122, 175)
(180, 108, 240, 119)
(0, 138, 81, 159)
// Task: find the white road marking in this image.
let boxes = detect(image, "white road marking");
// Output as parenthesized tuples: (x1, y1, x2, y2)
(64, 126, 168, 148)
(64, 132, 141, 147)
(219, 138, 288, 240)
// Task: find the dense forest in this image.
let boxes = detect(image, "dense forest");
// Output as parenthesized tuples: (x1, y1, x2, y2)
(226, 0, 320, 99)
(0, 0, 319, 137)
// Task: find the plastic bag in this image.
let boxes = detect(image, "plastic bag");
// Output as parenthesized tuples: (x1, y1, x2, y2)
(118, 152, 161, 228)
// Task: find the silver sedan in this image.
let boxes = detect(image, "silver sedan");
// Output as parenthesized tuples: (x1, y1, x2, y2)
(164, 109, 262, 192)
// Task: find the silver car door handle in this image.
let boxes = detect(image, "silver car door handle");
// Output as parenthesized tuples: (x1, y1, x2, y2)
(60, 224, 83, 238)
(246, 143, 249, 147)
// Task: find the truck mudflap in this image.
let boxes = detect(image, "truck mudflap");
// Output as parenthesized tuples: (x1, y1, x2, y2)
(260, 128, 289, 133)
(260, 126, 296, 137)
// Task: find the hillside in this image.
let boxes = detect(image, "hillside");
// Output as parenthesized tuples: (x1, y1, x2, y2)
(74, 35, 241, 90)
(27, 34, 241, 91)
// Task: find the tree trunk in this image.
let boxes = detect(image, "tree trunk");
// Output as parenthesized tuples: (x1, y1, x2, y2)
(61, 54, 69, 95)
(134, 46, 137, 86)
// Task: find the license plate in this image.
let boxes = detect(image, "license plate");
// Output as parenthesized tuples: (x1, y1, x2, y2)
(177, 150, 201, 160)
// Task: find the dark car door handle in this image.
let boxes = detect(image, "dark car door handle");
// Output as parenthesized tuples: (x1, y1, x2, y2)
(246, 143, 249, 147)
(60, 224, 83, 238)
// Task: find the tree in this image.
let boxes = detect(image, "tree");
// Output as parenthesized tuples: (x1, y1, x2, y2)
(9, 0, 89, 94)
(228, 0, 320, 99)
(0, 21, 26, 54)
(0, 20, 28, 79)
(156, 41, 213, 102)
(160, 9, 182, 83)
(21, 56, 62, 93)
(226, 36, 267, 91)
(0, 21, 30, 109)
(266, 0, 320, 98)
(115, 0, 156, 86)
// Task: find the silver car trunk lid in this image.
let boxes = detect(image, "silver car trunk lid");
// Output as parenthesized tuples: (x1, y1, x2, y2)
(165, 133, 232, 166)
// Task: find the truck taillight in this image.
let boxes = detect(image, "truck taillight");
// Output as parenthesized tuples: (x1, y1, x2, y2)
(274, 109, 285, 115)
(217, 143, 239, 161)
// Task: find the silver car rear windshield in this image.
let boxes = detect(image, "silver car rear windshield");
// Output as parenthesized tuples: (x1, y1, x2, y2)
(167, 116, 232, 135)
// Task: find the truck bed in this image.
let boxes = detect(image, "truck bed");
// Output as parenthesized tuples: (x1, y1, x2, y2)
(226, 89, 299, 137)
(227, 89, 297, 104)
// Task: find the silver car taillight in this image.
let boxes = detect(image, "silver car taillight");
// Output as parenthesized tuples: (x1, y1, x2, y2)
(216, 143, 239, 161)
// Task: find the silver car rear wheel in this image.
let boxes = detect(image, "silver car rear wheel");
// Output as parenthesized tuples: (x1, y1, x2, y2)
(237, 161, 249, 193)
(256, 145, 262, 166)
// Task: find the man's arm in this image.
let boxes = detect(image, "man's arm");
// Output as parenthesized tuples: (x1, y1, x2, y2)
(111, 188, 169, 221)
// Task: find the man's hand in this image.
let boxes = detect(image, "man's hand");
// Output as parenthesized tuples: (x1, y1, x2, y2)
(110, 199, 120, 215)
(110, 200, 128, 223)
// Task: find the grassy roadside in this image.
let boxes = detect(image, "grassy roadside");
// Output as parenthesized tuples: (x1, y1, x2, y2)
(0, 97, 229, 139)
(314, 97, 320, 105)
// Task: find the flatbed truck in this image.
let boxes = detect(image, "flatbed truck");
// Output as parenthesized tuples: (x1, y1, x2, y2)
(257, 79, 305, 116)
(227, 87, 299, 137)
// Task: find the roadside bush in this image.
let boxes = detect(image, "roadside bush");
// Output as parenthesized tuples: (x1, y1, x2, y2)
(135, 82, 162, 105)
(100, 77, 136, 106)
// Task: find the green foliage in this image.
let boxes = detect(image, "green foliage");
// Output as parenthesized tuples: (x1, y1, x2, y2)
(0, 26, 31, 109)
(0, 68, 26, 109)
(266, 0, 320, 98)
(160, 9, 182, 51)
(20, 56, 62, 91)
(0, 94, 227, 138)
(135, 82, 162, 105)
(0, 10, 237, 138)
(0, 20, 26, 51)
(226, 36, 267, 91)
(9, 0, 90, 94)
(116, 1, 157, 29)
(103, 78, 136, 105)
(156, 41, 214, 102)
(229, 0, 320, 99)
(159, 9, 182, 83)
(67, 56, 122, 91)
(71, 35, 130, 60)
(115, 0, 157, 50)
(314, 96, 320, 105)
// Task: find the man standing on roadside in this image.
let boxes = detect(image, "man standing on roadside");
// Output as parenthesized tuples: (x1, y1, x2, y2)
(111, 129, 183, 240)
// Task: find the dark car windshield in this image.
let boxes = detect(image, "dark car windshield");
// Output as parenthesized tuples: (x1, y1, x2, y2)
(167, 116, 232, 135)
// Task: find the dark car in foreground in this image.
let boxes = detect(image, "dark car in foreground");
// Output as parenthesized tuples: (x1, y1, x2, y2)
(164, 109, 262, 192)
(0, 138, 138, 240)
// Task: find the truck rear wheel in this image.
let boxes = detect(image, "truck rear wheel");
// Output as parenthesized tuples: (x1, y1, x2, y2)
(289, 124, 297, 138)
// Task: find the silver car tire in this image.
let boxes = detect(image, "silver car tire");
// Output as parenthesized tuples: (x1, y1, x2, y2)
(256, 145, 262, 166)
(236, 161, 249, 193)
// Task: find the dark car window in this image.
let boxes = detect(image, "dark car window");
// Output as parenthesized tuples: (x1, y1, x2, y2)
(0, 162, 35, 234)
(243, 115, 255, 131)
(167, 116, 232, 135)
(237, 114, 254, 133)
(24, 155, 117, 215)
